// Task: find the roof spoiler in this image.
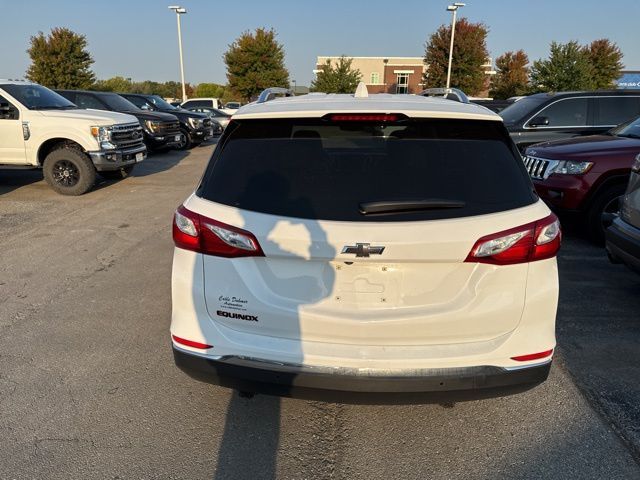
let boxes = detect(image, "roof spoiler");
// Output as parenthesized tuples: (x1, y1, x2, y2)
(256, 87, 295, 104)
(420, 87, 469, 104)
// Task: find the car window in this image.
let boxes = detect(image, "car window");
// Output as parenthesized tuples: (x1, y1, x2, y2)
(125, 95, 154, 110)
(183, 100, 210, 108)
(0, 95, 19, 120)
(499, 96, 546, 124)
(596, 97, 640, 126)
(198, 118, 536, 222)
(532, 98, 588, 127)
(75, 93, 106, 110)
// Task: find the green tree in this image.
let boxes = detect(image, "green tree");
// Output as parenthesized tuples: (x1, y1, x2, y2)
(26, 27, 95, 89)
(195, 82, 225, 98)
(530, 41, 594, 92)
(423, 18, 489, 96)
(92, 76, 134, 92)
(310, 56, 362, 93)
(224, 28, 289, 102)
(490, 50, 530, 99)
(584, 39, 624, 89)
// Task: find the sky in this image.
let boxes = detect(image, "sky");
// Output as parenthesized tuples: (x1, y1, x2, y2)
(2, 0, 640, 87)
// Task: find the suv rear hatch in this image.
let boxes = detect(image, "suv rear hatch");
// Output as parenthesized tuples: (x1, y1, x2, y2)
(192, 117, 541, 346)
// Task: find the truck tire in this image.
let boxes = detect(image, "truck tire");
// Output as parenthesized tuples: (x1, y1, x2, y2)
(177, 128, 193, 150)
(43, 146, 96, 196)
(586, 184, 626, 244)
(101, 165, 135, 180)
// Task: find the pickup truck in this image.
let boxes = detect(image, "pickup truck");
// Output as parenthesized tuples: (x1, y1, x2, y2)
(0, 80, 146, 195)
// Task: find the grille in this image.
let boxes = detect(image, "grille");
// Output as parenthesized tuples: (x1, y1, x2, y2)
(157, 121, 180, 136)
(111, 123, 145, 149)
(523, 156, 558, 180)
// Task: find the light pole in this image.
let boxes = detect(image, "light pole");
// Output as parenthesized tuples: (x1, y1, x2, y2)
(168, 5, 187, 102)
(445, 2, 465, 90)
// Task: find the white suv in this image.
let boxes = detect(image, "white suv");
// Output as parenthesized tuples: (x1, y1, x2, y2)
(170, 87, 561, 401)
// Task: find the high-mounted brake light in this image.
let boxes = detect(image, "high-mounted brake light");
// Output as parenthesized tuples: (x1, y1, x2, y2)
(465, 214, 561, 266)
(172, 205, 264, 258)
(511, 349, 554, 362)
(326, 114, 404, 122)
(172, 334, 213, 350)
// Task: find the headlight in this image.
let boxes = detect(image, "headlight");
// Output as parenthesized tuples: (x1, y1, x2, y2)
(144, 120, 161, 133)
(90, 125, 116, 150)
(188, 117, 203, 129)
(552, 160, 594, 175)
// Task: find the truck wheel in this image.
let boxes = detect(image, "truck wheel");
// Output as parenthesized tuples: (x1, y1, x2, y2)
(176, 128, 193, 150)
(586, 184, 626, 244)
(101, 165, 135, 180)
(43, 147, 96, 196)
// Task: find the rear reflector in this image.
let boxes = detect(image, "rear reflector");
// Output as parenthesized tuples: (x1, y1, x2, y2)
(465, 213, 561, 265)
(511, 349, 554, 362)
(172, 334, 212, 350)
(173, 205, 264, 258)
(327, 114, 404, 122)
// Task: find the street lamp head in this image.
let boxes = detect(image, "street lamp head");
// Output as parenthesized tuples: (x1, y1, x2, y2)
(454, 2, 466, 6)
(447, 5, 457, 10)
(168, 5, 187, 13)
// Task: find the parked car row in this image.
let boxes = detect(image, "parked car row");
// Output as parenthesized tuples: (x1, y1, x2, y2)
(496, 90, 640, 274)
(0, 80, 221, 196)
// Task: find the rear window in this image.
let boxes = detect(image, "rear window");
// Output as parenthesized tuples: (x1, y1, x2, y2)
(197, 118, 536, 222)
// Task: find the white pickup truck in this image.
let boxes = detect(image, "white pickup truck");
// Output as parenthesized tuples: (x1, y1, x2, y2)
(0, 80, 147, 195)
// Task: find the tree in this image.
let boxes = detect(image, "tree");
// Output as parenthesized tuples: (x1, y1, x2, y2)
(26, 27, 95, 89)
(530, 41, 594, 92)
(490, 50, 529, 99)
(195, 83, 225, 98)
(311, 56, 362, 93)
(92, 76, 134, 92)
(423, 18, 489, 96)
(224, 28, 289, 102)
(584, 39, 624, 89)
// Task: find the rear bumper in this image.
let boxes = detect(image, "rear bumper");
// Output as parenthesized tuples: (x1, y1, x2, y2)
(173, 346, 551, 402)
(606, 217, 640, 273)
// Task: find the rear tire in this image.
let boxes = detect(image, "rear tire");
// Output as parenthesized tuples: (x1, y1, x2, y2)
(586, 184, 626, 244)
(43, 147, 96, 196)
(101, 165, 135, 180)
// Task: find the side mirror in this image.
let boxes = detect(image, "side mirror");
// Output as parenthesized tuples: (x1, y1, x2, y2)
(141, 104, 152, 111)
(529, 115, 550, 127)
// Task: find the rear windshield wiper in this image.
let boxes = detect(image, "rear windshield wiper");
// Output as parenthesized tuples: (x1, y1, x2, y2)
(359, 199, 466, 215)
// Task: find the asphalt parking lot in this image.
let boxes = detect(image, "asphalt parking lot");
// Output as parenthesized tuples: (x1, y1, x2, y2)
(1, 143, 639, 480)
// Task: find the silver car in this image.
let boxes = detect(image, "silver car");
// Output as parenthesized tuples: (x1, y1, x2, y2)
(606, 154, 640, 273)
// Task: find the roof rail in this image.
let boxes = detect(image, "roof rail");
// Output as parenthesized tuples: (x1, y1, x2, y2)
(256, 87, 295, 104)
(420, 87, 469, 104)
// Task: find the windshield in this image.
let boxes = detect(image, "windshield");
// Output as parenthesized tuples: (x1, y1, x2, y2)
(499, 96, 547, 124)
(1, 84, 76, 110)
(610, 116, 640, 138)
(148, 95, 176, 110)
(198, 118, 536, 222)
(101, 93, 140, 112)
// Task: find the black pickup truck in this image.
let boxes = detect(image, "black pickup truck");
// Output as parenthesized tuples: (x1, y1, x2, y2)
(56, 90, 183, 152)
(120, 93, 215, 150)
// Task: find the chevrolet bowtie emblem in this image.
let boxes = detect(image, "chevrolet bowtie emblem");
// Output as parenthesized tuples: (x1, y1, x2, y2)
(341, 243, 385, 258)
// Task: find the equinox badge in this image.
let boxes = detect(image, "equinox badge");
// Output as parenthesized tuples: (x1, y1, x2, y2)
(341, 243, 385, 258)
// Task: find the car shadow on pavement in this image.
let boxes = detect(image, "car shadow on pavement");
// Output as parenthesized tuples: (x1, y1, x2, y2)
(200, 168, 335, 479)
(0, 168, 43, 195)
(129, 149, 193, 178)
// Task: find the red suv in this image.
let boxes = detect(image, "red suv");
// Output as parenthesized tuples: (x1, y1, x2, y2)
(524, 117, 640, 242)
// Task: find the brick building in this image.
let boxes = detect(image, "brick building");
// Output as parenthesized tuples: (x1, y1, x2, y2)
(314, 56, 496, 97)
(315, 56, 427, 94)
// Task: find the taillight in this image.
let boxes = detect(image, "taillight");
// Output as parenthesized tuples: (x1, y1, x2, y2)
(465, 214, 561, 266)
(172, 334, 212, 350)
(511, 349, 553, 362)
(172, 205, 264, 258)
(324, 113, 407, 122)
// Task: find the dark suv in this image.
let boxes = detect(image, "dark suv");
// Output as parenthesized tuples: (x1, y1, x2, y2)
(57, 90, 182, 152)
(120, 93, 214, 150)
(500, 91, 640, 152)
